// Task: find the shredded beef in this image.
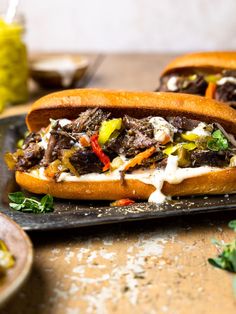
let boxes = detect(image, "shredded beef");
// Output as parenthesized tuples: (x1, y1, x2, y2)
(215, 82, 236, 107)
(106, 115, 157, 157)
(158, 73, 207, 95)
(42, 134, 56, 165)
(179, 74, 207, 95)
(191, 150, 230, 167)
(167, 116, 200, 131)
(42, 130, 74, 166)
(16, 144, 44, 171)
(65, 108, 111, 136)
(222, 70, 236, 77)
(213, 70, 236, 106)
(123, 115, 154, 137)
(158, 74, 172, 92)
(22, 132, 41, 149)
(15, 132, 44, 170)
(70, 149, 103, 175)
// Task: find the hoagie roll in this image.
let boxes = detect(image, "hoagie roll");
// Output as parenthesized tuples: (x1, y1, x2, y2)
(5, 89, 236, 203)
(158, 51, 236, 107)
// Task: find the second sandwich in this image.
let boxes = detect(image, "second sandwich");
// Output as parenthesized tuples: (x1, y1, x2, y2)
(158, 51, 236, 107)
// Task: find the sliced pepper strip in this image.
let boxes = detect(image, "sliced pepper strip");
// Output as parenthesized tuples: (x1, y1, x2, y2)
(91, 134, 110, 171)
(61, 148, 79, 176)
(205, 82, 216, 99)
(0, 240, 15, 270)
(45, 159, 65, 178)
(79, 135, 90, 147)
(98, 118, 122, 145)
(124, 146, 156, 172)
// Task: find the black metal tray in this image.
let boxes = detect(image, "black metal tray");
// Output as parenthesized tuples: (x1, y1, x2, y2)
(1, 115, 236, 231)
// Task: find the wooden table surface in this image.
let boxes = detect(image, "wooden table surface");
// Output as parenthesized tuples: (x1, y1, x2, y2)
(1, 54, 236, 314)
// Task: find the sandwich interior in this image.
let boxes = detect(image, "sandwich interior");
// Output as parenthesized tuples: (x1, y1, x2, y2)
(5, 107, 236, 203)
(158, 69, 236, 107)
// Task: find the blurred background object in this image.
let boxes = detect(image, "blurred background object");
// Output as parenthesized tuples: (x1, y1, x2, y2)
(1, 0, 236, 113)
(30, 55, 88, 89)
(1, 0, 236, 53)
(0, 7, 28, 112)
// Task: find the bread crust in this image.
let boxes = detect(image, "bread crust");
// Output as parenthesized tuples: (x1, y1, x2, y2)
(26, 89, 236, 136)
(15, 168, 236, 200)
(161, 51, 236, 76)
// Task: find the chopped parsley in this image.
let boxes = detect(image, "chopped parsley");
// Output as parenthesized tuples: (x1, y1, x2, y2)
(207, 129, 229, 152)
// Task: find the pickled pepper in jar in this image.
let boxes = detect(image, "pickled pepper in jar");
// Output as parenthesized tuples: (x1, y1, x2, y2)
(0, 17, 28, 112)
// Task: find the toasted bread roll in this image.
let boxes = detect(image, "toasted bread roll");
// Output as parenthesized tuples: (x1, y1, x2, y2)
(15, 168, 236, 200)
(26, 89, 236, 135)
(161, 51, 236, 76)
(6, 89, 236, 202)
(159, 52, 236, 108)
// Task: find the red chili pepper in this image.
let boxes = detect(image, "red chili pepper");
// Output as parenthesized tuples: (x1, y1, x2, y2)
(110, 199, 135, 207)
(90, 134, 110, 171)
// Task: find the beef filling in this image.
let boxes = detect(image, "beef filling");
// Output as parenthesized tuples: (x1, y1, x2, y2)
(64, 108, 111, 136)
(215, 82, 236, 107)
(70, 149, 103, 175)
(14, 108, 233, 174)
(22, 132, 42, 149)
(158, 73, 207, 95)
(106, 115, 157, 157)
(167, 116, 200, 132)
(191, 150, 230, 167)
(42, 130, 74, 166)
(16, 143, 44, 171)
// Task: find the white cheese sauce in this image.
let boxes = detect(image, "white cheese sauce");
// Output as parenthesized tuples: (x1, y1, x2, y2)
(29, 156, 219, 204)
(167, 76, 178, 91)
(38, 127, 52, 150)
(186, 122, 211, 137)
(138, 155, 217, 203)
(149, 117, 177, 142)
(58, 118, 71, 128)
(217, 77, 236, 86)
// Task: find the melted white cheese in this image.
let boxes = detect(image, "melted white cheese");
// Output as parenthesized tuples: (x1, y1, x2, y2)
(38, 126, 52, 150)
(217, 77, 236, 86)
(58, 119, 71, 128)
(29, 156, 218, 204)
(138, 155, 217, 203)
(149, 117, 177, 142)
(187, 122, 211, 137)
(167, 76, 178, 91)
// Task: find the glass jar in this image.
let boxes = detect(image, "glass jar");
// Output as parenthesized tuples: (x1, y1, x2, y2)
(0, 14, 28, 112)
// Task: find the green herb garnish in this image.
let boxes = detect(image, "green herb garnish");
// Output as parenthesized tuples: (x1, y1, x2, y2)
(208, 220, 236, 272)
(207, 129, 228, 152)
(8, 192, 54, 214)
(229, 220, 236, 232)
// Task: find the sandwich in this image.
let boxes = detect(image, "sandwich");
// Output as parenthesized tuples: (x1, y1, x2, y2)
(158, 51, 236, 107)
(5, 89, 236, 203)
